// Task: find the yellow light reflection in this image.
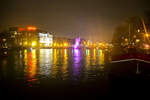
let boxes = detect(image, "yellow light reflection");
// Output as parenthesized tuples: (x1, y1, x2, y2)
(61, 49, 68, 80)
(24, 49, 28, 66)
(24, 49, 38, 87)
(99, 49, 104, 65)
(91, 48, 96, 65)
(85, 49, 90, 70)
(39, 49, 53, 76)
(28, 49, 37, 79)
(64, 49, 67, 57)
(93, 48, 96, 57)
(51, 49, 58, 78)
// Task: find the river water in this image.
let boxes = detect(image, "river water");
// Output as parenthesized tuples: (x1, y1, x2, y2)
(0, 48, 149, 99)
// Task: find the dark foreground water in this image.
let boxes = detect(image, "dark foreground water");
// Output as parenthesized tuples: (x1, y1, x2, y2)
(0, 48, 150, 99)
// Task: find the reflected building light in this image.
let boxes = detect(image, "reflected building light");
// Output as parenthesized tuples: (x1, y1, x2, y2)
(64, 49, 68, 57)
(39, 49, 53, 77)
(19, 50, 23, 58)
(86, 49, 90, 56)
(27, 49, 37, 81)
(93, 48, 96, 57)
(72, 49, 81, 81)
(23, 49, 39, 87)
(85, 49, 90, 70)
(49, 49, 53, 63)
(72, 49, 74, 56)
(99, 49, 104, 65)
(91, 48, 96, 65)
(32, 49, 36, 59)
(74, 49, 80, 57)
(51, 49, 58, 79)
(61, 49, 68, 80)
(54, 49, 57, 59)
(24, 49, 28, 66)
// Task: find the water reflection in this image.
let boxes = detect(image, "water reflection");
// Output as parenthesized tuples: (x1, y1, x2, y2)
(86, 49, 90, 70)
(1, 48, 106, 87)
(51, 49, 58, 79)
(61, 49, 68, 80)
(99, 49, 105, 71)
(91, 48, 97, 66)
(39, 49, 53, 77)
(72, 49, 82, 81)
(24, 49, 38, 87)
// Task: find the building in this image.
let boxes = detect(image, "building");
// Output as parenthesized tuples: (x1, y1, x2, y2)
(53, 37, 71, 48)
(39, 32, 53, 48)
(7, 26, 53, 48)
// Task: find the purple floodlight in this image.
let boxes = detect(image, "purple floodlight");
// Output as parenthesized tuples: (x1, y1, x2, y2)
(73, 38, 80, 49)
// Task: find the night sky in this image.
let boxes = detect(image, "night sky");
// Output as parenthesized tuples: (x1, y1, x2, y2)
(0, 0, 150, 42)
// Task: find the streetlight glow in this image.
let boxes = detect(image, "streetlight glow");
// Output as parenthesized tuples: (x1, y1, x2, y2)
(32, 41, 37, 47)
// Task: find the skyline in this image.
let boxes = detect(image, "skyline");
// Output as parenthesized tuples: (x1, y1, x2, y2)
(0, 0, 150, 42)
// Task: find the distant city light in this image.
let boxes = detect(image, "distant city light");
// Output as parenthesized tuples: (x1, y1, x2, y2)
(125, 38, 128, 42)
(136, 39, 140, 43)
(144, 44, 150, 49)
(18, 27, 25, 32)
(32, 41, 37, 47)
(64, 42, 68, 47)
(145, 33, 149, 37)
(2, 38, 6, 42)
(74, 38, 80, 49)
(24, 41, 27, 45)
(27, 26, 37, 31)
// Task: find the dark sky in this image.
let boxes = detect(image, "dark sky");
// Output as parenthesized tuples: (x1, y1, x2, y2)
(0, 0, 150, 42)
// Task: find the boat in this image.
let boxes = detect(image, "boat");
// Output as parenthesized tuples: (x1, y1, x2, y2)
(108, 18, 150, 79)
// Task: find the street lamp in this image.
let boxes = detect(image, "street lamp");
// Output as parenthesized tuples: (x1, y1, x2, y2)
(145, 33, 149, 37)
(136, 39, 140, 43)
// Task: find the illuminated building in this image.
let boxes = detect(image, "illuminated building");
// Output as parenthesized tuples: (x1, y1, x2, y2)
(39, 32, 53, 48)
(0, 32, 9, 49)
(8, 26, 38, 48)
(6, 26, 53, 48)
(53, 37, 70, 48)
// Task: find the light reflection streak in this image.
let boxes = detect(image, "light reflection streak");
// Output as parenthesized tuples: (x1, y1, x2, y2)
(21, 48, 106, 84)
(24, 49, 38, 87)
(99, 49, 104, 71)
(72, 49, 81, 81)
(91, 48, 96, 65)
(39, 49, 53, 77)
(61, 49, 68, 80)
(27, 49, 37, 79)
(51, 49, 58, 79)
(85, 49, 90, 70)
(99, 49, 104, 65)
(74, 48, 80, 57)
(24, 49, 28, 71)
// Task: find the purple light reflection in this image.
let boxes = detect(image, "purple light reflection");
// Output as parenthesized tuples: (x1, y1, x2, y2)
(73, 48, 81, 57)
(72, 49, 81, 82)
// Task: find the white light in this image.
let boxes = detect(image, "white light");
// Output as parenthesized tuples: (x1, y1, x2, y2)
(39, 32, 53, 47)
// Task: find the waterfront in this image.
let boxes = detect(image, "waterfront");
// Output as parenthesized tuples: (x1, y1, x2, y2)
(0, 48, 150, 99)
(0, 48, 109, 98)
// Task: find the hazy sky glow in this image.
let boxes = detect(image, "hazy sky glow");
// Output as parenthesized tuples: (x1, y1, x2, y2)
(0, 0, 150, 42)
